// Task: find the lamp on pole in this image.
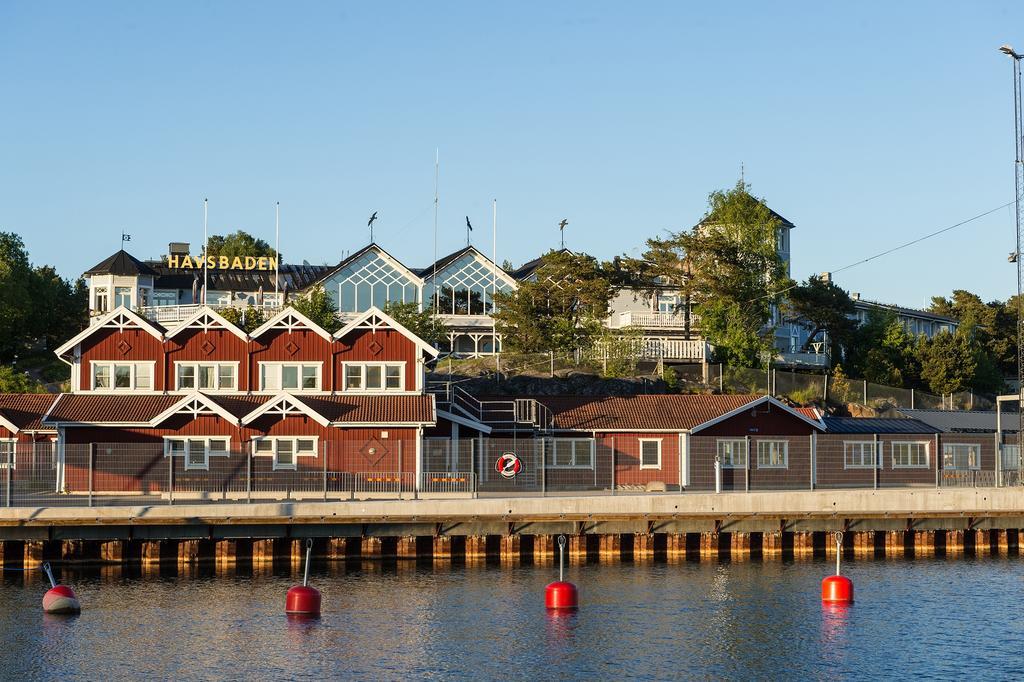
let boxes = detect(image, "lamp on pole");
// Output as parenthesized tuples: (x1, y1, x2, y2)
(999, 44, 1024, 442)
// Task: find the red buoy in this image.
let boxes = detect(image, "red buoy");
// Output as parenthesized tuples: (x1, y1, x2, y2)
(822, 531, 853, 604)
(821, 574, 853, 604)
(41, 563, 80, 614)
(546, 535, 579, 610)
(287, 540, 321, 617)
(286, 584, 322, 615)
(43, 584, 81, 614)
(545, 580, 579, 610)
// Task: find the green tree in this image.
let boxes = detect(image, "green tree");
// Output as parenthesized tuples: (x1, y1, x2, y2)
(218, 306, 267, 333)
(0, 366, 45, 393)
(384, 302, 447, 347)
(931, 290, 1016, 378)
(206, 231, 278, 260)
(918, 331, 980, 394)
(783, 275, 857, 358)
(288, 285, 341, 333)
(624, 181, 790, 366)
(0, 233, 33, 359)
(492, 250, 613, 353)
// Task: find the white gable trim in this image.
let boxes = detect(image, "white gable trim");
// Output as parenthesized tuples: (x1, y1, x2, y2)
(55, 306, 164, 357)
(249, 307, 333, 342)
(241, 392, 331, 427)
(333, 306, 439, 357)
(423, 247, 519, 290)
(164, 306, 249, 342)
(689, 395, 825, 434)
(320, 244, 425, 288)
(0, 412, 20, 435)
(150, 392, 240, 426)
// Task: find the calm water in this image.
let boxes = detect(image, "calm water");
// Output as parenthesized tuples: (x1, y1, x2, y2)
(1, 556, 1022, 680)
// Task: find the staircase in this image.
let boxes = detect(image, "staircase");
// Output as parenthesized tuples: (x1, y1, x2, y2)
(428, 382, 552, 433)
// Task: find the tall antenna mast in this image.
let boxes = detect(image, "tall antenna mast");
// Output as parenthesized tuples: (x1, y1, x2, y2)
(275, 201, 280, 303)
(203, 198, 208, 305)
(433, 148, 439, 315)
(492, 199, 497, 352)
(1000, 45, 1024, 443)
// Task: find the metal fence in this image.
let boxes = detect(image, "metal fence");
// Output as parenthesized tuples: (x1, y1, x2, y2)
(1, 435, 1021, 509)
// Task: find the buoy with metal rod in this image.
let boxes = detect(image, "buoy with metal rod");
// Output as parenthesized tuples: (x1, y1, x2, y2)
(545, 535, 579, 610)
(286, 539, 321, 617)
(821, 531, 853, 604)
(41, 562, 81, 615)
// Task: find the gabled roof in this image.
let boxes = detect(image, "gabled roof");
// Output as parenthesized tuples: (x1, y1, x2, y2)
(45, 394, 182, 425)
(822, 416, 940, 435)
(313, 243, 424, 288)
(249, 306, 333, 342)
(84, 249, 160, 277)
(0, 394, 59, 432)
(150, 393, 243, 426)
(55, 306, 166, 358)
(164, 306, 248, 342)
(536, 394, 763, 431)
(689, 395, 825, 433)
(415, 246, 517, 287)
(852, 299, 958, 325)
(333, 306, 439, 357)
(509, 248, 574, 281)
(241, 393, 331, 427)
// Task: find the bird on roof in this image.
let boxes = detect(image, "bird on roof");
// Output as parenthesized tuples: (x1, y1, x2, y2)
(367, 211, 378, 227)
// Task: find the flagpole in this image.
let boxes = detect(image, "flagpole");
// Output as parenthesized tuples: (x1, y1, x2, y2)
(203, 198, 208, 305)
(275, 201, 280, 303)
(492, 198, 497, 352)
(432, 148, 439, 316)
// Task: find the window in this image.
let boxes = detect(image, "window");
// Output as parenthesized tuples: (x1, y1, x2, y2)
(639, 439, 662, 469)
(259, 363, 321, 391)
(717, 439, 747, 468)
(756, 440, 788, 469)
(844, 441, 877, 469)
(1001, 445, 1020, 471)
(0, 440, 15, 469)
(114, 286, 132, 308)
(252, 436, 318, 470)
(164, 437, 230, 471)
(342, 363, 404, 391)
(943, 443, 981, 471)
(94, 286, 109, 312)
(547, 439, 594, 468)
(153, 290, 178, 306)
(657, 294, 679, 315)
(892, 441, 929, 469)
(176, 362, 237, 391)
(139, 288, 149, 307)
(91, 362, 154, 391)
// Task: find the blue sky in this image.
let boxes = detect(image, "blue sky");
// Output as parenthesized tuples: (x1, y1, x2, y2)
(1, 1, 1021, 307)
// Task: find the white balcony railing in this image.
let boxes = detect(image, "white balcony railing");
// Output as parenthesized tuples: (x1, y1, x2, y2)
(594, 336, 708, 361)
(616, 311, 701, 330)
(135, 302, 284, 325)
(775, 351, 830, 368)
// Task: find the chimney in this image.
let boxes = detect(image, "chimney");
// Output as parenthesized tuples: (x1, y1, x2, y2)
(851, 292, 860, 301)
(168, 242, 190, 256)
(819, 272, 832, 283)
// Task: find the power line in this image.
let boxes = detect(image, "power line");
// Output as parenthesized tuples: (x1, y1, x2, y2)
(749, 200, 1014, 303)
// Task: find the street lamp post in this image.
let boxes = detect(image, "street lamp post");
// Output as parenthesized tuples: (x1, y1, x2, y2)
(1000, 44, 1024, 444)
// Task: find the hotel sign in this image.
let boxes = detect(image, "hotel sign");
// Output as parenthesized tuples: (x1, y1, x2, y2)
(166, 254, 279, 271)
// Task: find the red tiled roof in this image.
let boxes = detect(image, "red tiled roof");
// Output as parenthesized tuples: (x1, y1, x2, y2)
(0, 394, 59, 431)
(208, 394, 269, 418)
(46, 394, 181, 424)
(296, 395, 435, 424)
(795, 407, 821, 421)
(536, 394, 763, 431)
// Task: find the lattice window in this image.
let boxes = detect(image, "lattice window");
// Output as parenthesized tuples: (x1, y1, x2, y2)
(424, 253, 515, 315)
(326, 250, 419, 313)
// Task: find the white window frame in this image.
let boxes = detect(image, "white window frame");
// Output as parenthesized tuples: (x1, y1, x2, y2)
(755, 440, 789, 469)
(163, 436, 231, 471)
(94, 286, 110, 312)
(942, 443, 982, 471)
(341, 362, 405, 392)
(258, 362, 323, 392)
(90, 361, 156, 391)
(114, 286, 133, 309)
(843, 441, 877, 469)
(1001, 444, 1021, 471)
(174, 361, 239, 392)
(546, 438, 595, 469)
(251, 436, 319, 471)
(892, 441, 929, 469)
(0, 439, 16, 469)
(639, 438, 663, 470)
(717, 439, 748, 469)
